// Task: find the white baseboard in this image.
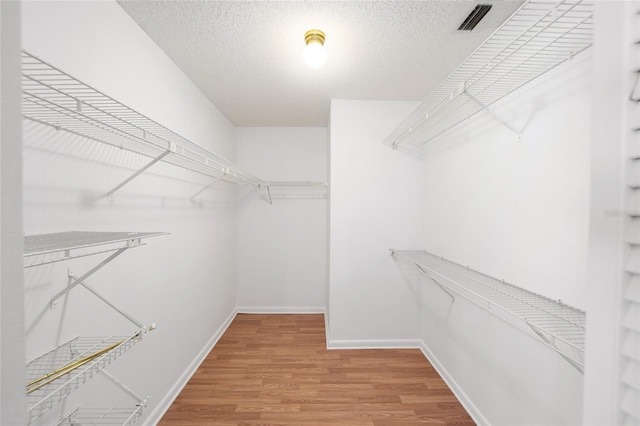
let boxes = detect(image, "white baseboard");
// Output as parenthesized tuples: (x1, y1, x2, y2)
(143, 308, 238, 426)
(326, 338, 422, 350)
(236, 306, 326, 314)
(418, 341, 489, 426)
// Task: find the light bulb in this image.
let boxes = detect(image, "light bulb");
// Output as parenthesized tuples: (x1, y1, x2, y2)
(303, 29, 327, 69)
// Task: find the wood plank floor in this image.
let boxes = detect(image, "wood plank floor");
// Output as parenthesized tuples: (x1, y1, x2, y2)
(159, 314, 475, 425)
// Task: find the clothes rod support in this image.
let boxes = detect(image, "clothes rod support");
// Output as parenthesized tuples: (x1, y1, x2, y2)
(49, 248, 128, 307)
(107, 150, 171, 199)
(464, 90, 521, 139)
(71, 272, 145, 329)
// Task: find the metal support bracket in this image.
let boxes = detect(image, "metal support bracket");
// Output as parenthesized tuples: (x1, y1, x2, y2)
(107, 149, 171, 199)
(464, 89, 522, 139)
(49, 248, 128, 308)
(190, 170, 227, 202)
(100, 370, 147, 404)
(415, 264, 456, 303)
(526, 321, 584, 374)
(266, 184, 273, 205)
(390, 249, 455, 303)
(71, 273, 145, 329)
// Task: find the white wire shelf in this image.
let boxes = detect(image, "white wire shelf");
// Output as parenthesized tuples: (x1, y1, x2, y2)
(24, 231, 168, 268)
(26, 330, 152, 424)
(263, 181, 328, 200)
(55, 401, 148, 426)
(22, 50, 267, 192)
(383, 0, 594, 149)
(391, 249, 585, 372)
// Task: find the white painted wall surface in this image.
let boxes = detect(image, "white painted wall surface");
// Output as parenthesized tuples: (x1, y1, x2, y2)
(328, 100, 423, 346)
(420, 51, 591, 310)
(235, 127, 327, 312)
(1, 1, 27, 424)
(22, 2, 237, 424)
(583, 2, 630, 424)
(416, 51, 591, 425)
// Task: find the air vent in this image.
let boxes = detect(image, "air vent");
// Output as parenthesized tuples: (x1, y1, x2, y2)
(458, 4, 492, 31)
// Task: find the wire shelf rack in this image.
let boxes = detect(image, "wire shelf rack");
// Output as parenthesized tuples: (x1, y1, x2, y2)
(26, 332, 149, 424)
(55, 401, 148, 426)
(383, 0, 594, 149)
(391, 249, 585, 372)
(24, 231, 167, 268)
(22, 50, 266, 189)
(263, 181, 328, 200)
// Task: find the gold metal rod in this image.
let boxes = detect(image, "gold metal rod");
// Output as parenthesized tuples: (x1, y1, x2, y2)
(26, 340, 124, 393)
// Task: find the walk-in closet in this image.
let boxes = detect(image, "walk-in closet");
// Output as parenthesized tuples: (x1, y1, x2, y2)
(0, 0, 637, 425)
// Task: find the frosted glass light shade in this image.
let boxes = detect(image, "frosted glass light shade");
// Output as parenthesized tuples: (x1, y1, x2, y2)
(303, 41, 327, 68)
(303, 29, 327, 69)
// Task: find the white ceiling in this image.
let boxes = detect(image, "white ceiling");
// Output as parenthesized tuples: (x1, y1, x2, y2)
(118, 1, 524, 127)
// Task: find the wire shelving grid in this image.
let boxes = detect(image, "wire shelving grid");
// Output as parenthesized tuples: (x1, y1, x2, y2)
(383, 0, 594, 149)
(26, 334, 146, 424)
(21, 51, 266, 189)
(24, 231, 167, 268)
(391, 249, 585, 372)
(55, 403, 148, 426)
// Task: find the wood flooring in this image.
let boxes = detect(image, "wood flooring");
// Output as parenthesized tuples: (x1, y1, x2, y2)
(159, 314, 475, 425)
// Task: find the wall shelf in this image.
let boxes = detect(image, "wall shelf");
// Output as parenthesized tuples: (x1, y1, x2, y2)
(391, 249, 585, 372)
(24, 231, 163, 425)
(262, 181, 328, 201)
(383, 0, 594, 149)
(22, 50, 267, 195)
(26, 332, 152, 424)
(24, 231, 167, 268)
(56, 403, 148, 426)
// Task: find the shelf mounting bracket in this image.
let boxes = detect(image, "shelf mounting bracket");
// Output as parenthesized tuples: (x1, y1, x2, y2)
(100, 370, 147, 404)
(390, 249, 455, 303)
(49, 247, 128, 308)
(70, 272, 145, 329)
(190, 170, 227, 203)
(106, 149, 171, 199)
(464, 89, 521, 139)
(526, 321, 583, 374)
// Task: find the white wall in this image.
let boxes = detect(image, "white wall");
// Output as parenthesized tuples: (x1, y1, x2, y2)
(583, 2, 631, 424)
(328, 49, 590, 423)
(22, 2, 237, 424)
(1, 1, 26, 424)
(416, 51, 591, 425)
(235, 127, 327, 312)
(328, 100, 423, 346)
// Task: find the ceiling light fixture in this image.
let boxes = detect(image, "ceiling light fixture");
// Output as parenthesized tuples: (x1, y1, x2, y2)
(303, 29, 327, 69)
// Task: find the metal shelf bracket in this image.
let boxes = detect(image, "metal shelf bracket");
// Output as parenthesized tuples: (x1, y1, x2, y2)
(106, 150, 171, 199)
(190, 170, 227, 203)
(464, 89, 522, 139)
(49, 248, 129, 308)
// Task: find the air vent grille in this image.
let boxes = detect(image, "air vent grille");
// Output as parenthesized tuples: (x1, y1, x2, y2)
(458, 4, 492, 31)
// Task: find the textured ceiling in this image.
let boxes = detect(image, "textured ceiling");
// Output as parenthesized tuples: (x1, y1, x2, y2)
(118, 1, 524, 127)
